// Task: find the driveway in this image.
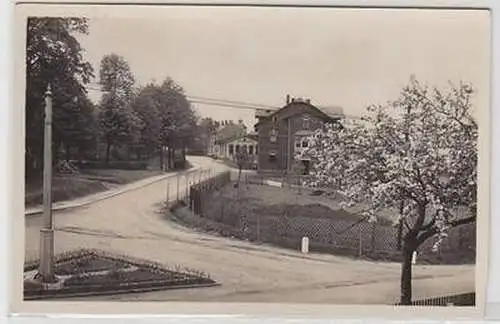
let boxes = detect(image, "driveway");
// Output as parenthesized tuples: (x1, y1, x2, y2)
(24, 156, 475, 304)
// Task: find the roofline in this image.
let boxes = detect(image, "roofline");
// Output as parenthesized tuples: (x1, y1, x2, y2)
(254, 102, 343, 128)
(216, 133, 258, 144)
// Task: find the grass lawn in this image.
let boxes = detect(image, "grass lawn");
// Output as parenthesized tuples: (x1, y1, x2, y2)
(170, 182, 476, 265)
(25, 168, 165, 208)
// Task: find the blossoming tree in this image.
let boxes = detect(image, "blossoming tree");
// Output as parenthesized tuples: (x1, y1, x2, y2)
(298, 77, 477, 305)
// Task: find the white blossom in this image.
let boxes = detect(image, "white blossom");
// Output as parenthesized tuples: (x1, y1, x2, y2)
(300, 79, 477, 251)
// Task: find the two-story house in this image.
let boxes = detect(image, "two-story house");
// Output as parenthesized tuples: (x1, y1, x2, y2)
(254, 97, 343, 174)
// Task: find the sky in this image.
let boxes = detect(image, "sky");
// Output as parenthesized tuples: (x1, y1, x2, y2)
(77, 7, 491, 129)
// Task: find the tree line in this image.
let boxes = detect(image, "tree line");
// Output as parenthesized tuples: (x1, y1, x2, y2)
(25, 17, 208, 180)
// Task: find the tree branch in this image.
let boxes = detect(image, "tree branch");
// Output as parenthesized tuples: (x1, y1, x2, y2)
(450, 215, 476, 227)
(416, 214, 476, 246)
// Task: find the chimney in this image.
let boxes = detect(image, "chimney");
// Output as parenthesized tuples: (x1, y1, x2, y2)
(286, 94, 291, 104)
(306, 98, 311, 104)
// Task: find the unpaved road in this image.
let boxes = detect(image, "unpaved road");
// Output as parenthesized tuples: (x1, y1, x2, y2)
(24, 156, 474, 304)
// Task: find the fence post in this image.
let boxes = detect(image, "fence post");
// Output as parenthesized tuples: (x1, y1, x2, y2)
(176, 174, 180, 202)
(371, 222, 376, 252)
(256, 213, 260, 242)
(188, 185, 192, 209)
(166, 180, 170, 207)
(358, 230, 363, 257)
(185, 175, 189, 203)
(198, 188, 201, 217)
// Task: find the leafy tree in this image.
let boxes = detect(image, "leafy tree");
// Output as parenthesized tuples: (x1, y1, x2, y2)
(55, 94, 98, 161)
(25, 17, 94, 178)
(196, 117, 218, 154)
(97, 53, 141, 163)
(130, 78, 198, 169)
(155, 78, 198, 169)
(131, 83, 162, 159)
(299, 77, 477, 305)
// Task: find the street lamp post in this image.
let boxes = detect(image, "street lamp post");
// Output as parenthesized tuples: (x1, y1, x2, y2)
(38, 83, 55, 283)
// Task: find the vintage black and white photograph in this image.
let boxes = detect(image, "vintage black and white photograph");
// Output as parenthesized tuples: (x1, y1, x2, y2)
(14, 4, 490, 312)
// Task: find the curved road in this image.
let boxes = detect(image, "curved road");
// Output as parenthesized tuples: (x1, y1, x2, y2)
(25, 156, 474, 304)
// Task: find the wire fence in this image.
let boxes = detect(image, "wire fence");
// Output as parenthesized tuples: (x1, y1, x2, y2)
(170, 172, 475, 265)
(396, 292, 475, 307)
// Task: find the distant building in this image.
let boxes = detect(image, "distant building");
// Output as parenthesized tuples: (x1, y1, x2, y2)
(209, 120, 259, 164)
(221, 134, 259, 165)
(254, 96, 343, 174)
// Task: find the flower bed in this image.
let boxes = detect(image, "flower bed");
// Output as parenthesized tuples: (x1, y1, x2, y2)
(24, 249, 218, 300)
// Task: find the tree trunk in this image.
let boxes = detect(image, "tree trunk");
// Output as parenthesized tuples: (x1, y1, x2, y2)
(167, 148, 172, 170)
(400, 241, 415, 305)
(397, 200, 404, 250)
(105, 142, 111, 165)
(159, 148, 164, 171)
(65, 144, 71, 161)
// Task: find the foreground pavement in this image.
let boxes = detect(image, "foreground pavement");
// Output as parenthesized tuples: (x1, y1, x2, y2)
(24, 156, 474, 304)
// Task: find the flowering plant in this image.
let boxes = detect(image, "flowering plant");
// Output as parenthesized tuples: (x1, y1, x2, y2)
(298, 77, 477, 304)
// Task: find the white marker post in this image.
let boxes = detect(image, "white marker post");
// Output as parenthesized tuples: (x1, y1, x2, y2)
(412, 251, 418, 265)
(301, 237, 309, 254)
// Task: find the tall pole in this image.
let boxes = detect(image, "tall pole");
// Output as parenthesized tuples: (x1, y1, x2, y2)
(39, 83, 55, 282)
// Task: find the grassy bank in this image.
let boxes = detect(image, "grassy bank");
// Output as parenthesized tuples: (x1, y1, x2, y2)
(25, 159, 193, 208)
(168, 181, 476, 265)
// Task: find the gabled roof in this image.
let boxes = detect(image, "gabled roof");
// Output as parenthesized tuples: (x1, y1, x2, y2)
(317, 105, 344, 119)
(254, 101, 344, 129)
(219, 133, 258, 145)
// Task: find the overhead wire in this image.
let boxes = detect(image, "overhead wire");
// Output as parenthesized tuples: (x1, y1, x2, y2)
(84, 85, 362, 119)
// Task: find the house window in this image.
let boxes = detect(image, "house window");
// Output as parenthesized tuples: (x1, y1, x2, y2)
(295, 139, 301, 148)
(270, 128, 277, 142)
(249, 145, 254, 155)
(236, 144, 240, 153)
(228, 144, 234, 155)
(255, 145, 258, 154)
(302, 140, 309, 148)
(303, 115, 311, 130)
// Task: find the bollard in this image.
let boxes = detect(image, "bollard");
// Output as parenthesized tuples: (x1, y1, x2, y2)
(301, 237, 309, 254)
(412, 251, 417, 265)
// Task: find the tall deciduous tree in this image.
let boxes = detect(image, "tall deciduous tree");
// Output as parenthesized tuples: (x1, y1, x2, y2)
(25, 17, 94, 178)
(130, 78, 198, 170)
(97, 53, 141, 163)
(156, 78, 197, 169)
(196, 117, 218, 154)
(131, 83, 162, 159)
(299, 77, 477, 305)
